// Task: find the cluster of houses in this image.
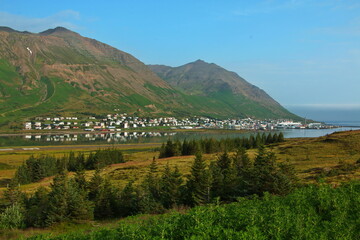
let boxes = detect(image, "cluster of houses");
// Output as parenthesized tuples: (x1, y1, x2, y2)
(24, 116, 80, 130)
(24, 114, 330, 131)
(197, 117, 329, 130)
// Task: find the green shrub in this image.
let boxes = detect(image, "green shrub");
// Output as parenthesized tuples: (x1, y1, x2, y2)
(0, 203, 25, 229)
(24, 182, 360, 240)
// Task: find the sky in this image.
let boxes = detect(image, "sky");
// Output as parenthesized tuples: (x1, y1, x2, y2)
(1, 0, 360, 120)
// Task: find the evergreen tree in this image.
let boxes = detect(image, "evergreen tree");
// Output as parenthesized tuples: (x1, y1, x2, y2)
(162, 139, 179, 158)
(252, 146, 278, 195)
(184, 152, 211, 206)
(210, 152, 237, 201)
(145, 157, 160, 199)
(85, 152, 96, 169)
(217, 151, 231, 171)
(160, 163, 183, 208)
(233, 148, 251, 172)
(249, 135, 255, 148)
(272, 133, 279, 143)
(159, 143, 166, 158)
(278, 132, 285, 142)
(255, 133, 262, 148)
(188, 140, 200, 155)
(118, 181, 139, 217)
(74, 169, 88, 192)
(242, 137, 251, 149)
(274, 161, 297, 195)
(67, 152, 77, 171)
(56, 157, 68, 173)
(26, 156, 45, 182)
(181, 139, 190, 155)
(14, 164, 30, 184)
(88, 168, 103, 201)
(233, 148, 253, 196)
(107, 148, 125, 164)
(46, 171, 70, 225)
(46, 170, 93, 224)
(209, 161, 222, 199)
(174, 140, 182, 156)
(205, 138, 218, 154)
(266, 133, 274, 144)
(139, 157, 164, 213)
(68, 177, 93, 221)
(3, 180, 23, 207)
(93, 178, 116, 219)
(261, 133, 267, 145)
(24, 187, 49, 227)
(76, 153, 86, 171)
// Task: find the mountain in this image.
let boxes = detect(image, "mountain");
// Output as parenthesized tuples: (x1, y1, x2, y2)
(0, 27, 298, 129)
(0, 26, 180, 128)
(148, 60, 299, 120)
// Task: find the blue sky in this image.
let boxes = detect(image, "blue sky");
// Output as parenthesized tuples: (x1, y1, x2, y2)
(1, 0, 360, 114)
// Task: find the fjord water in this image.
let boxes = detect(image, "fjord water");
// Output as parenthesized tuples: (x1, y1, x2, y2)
(2, 104, 360, 147)
(0, 127, 359, 147)
(287, 105, 360, 126)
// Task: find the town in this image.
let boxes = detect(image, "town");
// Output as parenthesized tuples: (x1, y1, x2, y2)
(24, 113, 332, 131)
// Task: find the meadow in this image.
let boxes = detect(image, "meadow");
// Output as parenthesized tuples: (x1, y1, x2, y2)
(1, 130, 359, 193)
(0, 130, 359, 239)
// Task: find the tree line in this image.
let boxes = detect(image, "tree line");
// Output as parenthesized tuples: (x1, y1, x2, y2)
(20, 182, 360, 240)
(159, 132, 284, 158)
(14, 148, 124, 185)
(0, 146, 297, 230)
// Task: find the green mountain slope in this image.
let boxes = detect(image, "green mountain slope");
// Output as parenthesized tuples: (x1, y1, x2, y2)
(0, 27, 181, 129)
(148, 60, 299, 120)
(0, 27, 299, 129)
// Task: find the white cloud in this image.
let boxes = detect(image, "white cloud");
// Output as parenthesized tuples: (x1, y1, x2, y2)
(0, 10, 81, 33)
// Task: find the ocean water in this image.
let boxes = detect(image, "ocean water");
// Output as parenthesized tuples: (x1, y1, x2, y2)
(279, 127, 359, 138)
(286, 106, 360, 126)
(324, 121, 360, 127)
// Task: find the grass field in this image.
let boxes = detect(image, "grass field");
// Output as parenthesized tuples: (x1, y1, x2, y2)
(0, 130, 360, 239)
(1, 130, 360, 194)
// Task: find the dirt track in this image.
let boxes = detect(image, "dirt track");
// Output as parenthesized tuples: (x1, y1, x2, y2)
(0, 143, 162, 152)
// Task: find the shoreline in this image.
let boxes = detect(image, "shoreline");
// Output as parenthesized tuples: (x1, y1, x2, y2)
(0, 128, 250, 137)
(0, 129, 359, 150)
(1, 125, 359, 137)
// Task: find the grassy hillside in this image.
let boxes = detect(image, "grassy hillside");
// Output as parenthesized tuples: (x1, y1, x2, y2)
(0, 28, 300, 131)
(102, 129, 360, 187)
(1, 130, 360, 195)
(0, 130, 360, 239)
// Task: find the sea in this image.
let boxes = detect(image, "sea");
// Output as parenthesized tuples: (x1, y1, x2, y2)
(286, 106, 360, 127)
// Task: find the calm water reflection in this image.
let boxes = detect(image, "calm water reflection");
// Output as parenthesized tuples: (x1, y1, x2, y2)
(0, 127, 359, 147)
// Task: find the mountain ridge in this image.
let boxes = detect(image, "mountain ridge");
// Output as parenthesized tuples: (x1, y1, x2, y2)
(0, 26, 299, 129)
(148, 60, 298, 119)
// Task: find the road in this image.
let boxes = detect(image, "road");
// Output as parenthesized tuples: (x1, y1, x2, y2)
(0, 143, 162, 152)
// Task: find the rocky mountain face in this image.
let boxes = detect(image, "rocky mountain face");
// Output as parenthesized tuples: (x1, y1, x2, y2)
(0, 27, 298, 128)
(148, 60, 298, 119)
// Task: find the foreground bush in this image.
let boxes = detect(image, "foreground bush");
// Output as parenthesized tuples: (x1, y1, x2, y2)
(0, 203, 25, 230)
(26, 181, 360, 240)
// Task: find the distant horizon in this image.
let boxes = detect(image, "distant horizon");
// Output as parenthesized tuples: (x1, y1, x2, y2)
(287, 105, 360, 123)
